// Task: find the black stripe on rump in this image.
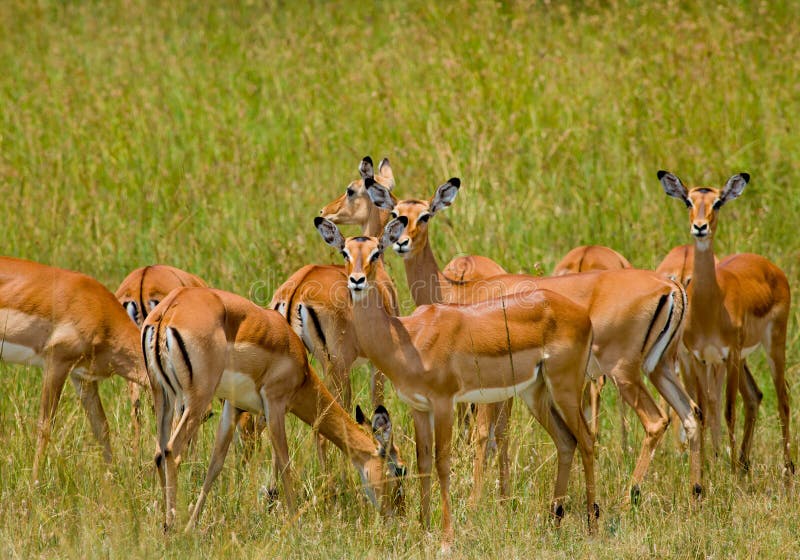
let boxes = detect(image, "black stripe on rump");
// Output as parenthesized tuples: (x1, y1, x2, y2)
(169, 328, 194, 382)
(641, 294, 668, 353)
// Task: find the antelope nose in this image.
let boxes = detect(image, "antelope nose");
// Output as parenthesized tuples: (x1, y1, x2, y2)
(692, 223, 709, 236)
(349, 275, 366, 289)
(396, 238, 410, 250)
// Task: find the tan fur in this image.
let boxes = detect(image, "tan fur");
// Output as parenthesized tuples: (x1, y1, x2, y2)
(115, 264, 208, 443)
(660, 172, 792, 474)
(553, 245, 633, 275)
(0, 256, 147, 481)
(317, 218, 598, 547)
(142, 287, 403, 531)
(368, 180, 703, 502)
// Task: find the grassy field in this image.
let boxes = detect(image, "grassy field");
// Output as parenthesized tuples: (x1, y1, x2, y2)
(2, 0, 800, 557)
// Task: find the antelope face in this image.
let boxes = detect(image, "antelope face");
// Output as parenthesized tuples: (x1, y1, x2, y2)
(319, 156, 395, 225)
(659, 171, 750, 242)
(357, 405, 407, 516)
(315, 216, 407, 301)
(365, 176, 461, 259)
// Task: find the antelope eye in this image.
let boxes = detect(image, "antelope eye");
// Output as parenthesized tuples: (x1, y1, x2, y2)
(391, 211, 398, 219)
(340, 251, 350, 261)
(418, 214, 431, 224)
(369, 251, 381, 263)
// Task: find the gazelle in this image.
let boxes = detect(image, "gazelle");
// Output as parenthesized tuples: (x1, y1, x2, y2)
(552, 245, 632, 276)
(115, 264, 208, 442)
(0, 256, 148, 482)
(315, 216, 598, 546)
(365, 177, 702, 502)
(142, 286, 405, 531)
(659, 171, 792, 474)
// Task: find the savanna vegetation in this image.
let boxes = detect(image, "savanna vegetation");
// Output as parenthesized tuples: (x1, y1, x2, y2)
(1, 1, 799, 557)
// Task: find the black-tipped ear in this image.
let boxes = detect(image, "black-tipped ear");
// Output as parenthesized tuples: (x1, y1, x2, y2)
(718, 172, 749, 207)
(366, 178, 396, 211)
(379, 216, 407, 251)
(314, 217, 346, 251)
(429, 178, 461, 214)
(658, 170, 691, 207)
(359, 156, 374, 179)
(355, 404, 367, 425)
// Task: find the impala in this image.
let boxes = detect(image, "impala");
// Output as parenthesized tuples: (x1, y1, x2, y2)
(270, 157, 400, 410)
(552, 245, 632, 276)
(319, 155, 506, 438)
(365, 177, 702, 502)
(115, 264, 208, 441)
(0, 256, 148, 481)
(656, 244, 763, 454)
(142, 286, 405, 531)
(659, 171, 792, 474)
(316, 216, 598, 546)
(553, 244, 634, 450)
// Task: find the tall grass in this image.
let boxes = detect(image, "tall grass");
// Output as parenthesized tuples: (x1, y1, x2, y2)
(1, 0, 799, 557)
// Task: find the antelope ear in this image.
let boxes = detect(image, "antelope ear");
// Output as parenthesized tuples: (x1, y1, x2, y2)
(355, 404, 367, 426)
(365, 177, 396, 210)
(359, 156, 374, 180)
(371, 405, 392, 446)
(658, 170, 691, 207)
(717, 173, 750, 207)
(314, 217, 345, 251)
(379, 216, 408, 251)
(377, 158, 395, 190)
(429, 178, 461, 214)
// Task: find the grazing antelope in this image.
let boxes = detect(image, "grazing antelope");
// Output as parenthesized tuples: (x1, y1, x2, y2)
(142, 287, 405, 531)
(0, 256, 148, 481)
(365, 177, 702, 502)
(659, 171, 792, 474)
(115, 264, 208, 442)
(316, 216, 598, 548)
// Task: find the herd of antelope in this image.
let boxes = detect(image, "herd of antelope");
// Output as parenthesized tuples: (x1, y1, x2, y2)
(0, 156, 792, 550)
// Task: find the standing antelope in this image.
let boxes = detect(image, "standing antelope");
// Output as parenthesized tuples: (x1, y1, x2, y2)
(270, 156, 400, 410)
(553, 244, 634, 451)
(319, 155, 506, 438)
(659, 171, 792, 474)
(315, 216, 598, 548)
(365, 177, 702, 502)
(115, 264, 208, 442)
(0, 256, 148, 481)
(142, 287, 405, 531)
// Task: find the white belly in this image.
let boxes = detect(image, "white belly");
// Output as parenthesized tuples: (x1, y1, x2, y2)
(456, 375, 538, 404)
(694, 345, 728, 365)
(0, 342, 44, 367)
(216, 371, 263, 414)
(396, 390, 432, 411)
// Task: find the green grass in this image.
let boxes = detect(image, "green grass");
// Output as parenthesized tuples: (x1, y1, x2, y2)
(2, 0, 800, 557)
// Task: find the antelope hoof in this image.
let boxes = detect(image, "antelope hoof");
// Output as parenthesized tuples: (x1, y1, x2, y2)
(629, 484, 641, 506)
(550, 502, 564, 526)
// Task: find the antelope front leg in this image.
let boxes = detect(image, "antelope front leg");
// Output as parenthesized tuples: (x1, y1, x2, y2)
(70, 377, 113, 465)
(186, 400, 243, 531)
(433, 403, 455, 548)
(737, 362, 762, 473)
(32, 359, 72, 483)
(724, 349, 741, 471)
(411, 409, 434, 531)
